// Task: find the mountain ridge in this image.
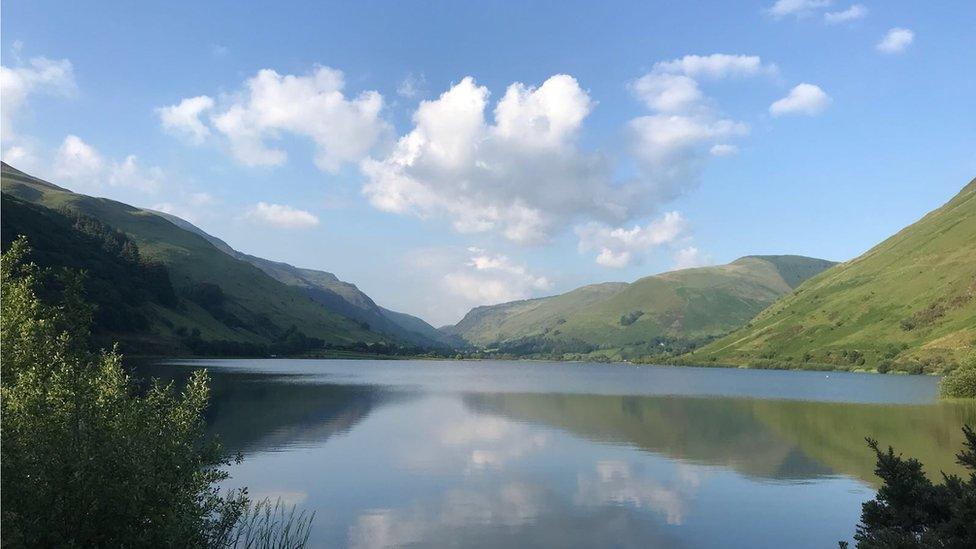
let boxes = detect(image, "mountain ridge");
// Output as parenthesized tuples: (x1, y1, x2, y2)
(1, 162, 447, 352)
(445, 254, 836, 359)
(689, 177, 976, 372)
(155, 211, 452, 347)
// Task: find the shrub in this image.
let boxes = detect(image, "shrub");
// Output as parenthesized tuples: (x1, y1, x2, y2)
(842, 425, 976, 547)
(0, 238, 248, 546)
(1, 238, 316, 547)
(619, 310, 644, 326)
(941, 355, 976, 398)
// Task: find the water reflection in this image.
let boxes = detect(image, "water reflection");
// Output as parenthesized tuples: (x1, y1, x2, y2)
(347, 480, 687, 548)
(135, 360, 976, 548)
(467, 392, 976, 485)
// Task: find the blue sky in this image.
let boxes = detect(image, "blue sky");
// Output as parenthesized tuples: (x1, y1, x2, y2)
(2, 0, 974, 325)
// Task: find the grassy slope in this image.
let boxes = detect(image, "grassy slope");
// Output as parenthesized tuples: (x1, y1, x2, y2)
(448, 255, 835, 358)
(1, 163, 378, 346)
(155, 211, 451, 347)
(692, 178, 976, 372)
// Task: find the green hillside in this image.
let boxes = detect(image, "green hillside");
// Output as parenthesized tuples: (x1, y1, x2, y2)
(1, 162, 382, 352)
(446, 255, 835, 360)
(691, 178, 976, 373)
(156, 212, 452, 347)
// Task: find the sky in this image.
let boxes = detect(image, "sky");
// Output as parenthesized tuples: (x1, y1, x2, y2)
(2, 0, 974, 326)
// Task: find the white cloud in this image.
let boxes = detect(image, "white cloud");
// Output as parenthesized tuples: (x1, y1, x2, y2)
(769, 83, 831, 116)
(575, 211, 689, 268)
(672, 246, 713, 269)
(824, 4, 867, 24)
(709, 143, 739, 157)
(108, 155, 164, 192)
(627, 54, 767, 203)
(360, 58, 768, 246)
(629, 115, 747, 201)
(397, 72, 426, 99)
(766, 0, 832, 18)
(156, 95, 215, 143)
(49, 135, 165, 193)
(876, 28, 914, 54)
(160, 66, 389, 172)
(244, 202, 320, 229)
(443, 247, 552, 305)
(54, 134, 104, 182)
(362, 75, 633, 244)
(632, 73, 703, 113)
(1, 144, 39, 170)
(652, 54, 774, 80)
(1, 55, 76, 141)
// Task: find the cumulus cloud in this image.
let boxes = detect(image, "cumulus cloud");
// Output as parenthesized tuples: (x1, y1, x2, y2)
(48, 135, 165, 193)
(362, 75, 633, 244)
(158, 66, 389, 172)
(244, 202, 320, 229)
(108, 155, 165, 192)
(361, 57, 772, 247)
(443, 247, 552, 305)
(672, 246, 713, 269)
(627, 54, 766, 202)
(766, 0, 832, 18)
(575, 211, 689, 268)
(876, 28, 914, 54)
(769, 83, 831, 116)
(54, 134, 103, 182)
(1, 144, 38, 169)
(156, 95, 215, 143)
(824, 4, 867, 24)
(1, 55, 76, 141)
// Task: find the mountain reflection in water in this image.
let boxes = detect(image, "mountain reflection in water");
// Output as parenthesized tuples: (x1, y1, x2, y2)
(135, 359, 976, 548)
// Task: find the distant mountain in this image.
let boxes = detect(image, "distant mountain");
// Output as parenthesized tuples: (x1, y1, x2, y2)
(156, 212, 452, 347)
(1, 162, 447, 353)
(691, 178, 976, 372)
(445, 255, 836, 360)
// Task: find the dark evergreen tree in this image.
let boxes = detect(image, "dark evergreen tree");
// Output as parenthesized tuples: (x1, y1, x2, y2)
(844, 425, 976, 548)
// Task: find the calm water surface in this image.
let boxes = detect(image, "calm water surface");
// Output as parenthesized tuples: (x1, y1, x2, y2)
(140, 359, 976, 548)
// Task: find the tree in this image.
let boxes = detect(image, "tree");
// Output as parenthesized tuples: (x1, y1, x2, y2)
(843, 425, 976, 548)
(1, 237, 247, 546)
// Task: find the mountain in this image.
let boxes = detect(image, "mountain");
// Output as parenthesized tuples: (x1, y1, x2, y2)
(155, 212, 452, 347)
(445, 255, 836, 360)
(691, 178, 976, 372)
(1, 162, 446, 353)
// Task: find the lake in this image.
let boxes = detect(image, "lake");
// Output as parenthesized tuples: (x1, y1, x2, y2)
(140, 359, 976, 548)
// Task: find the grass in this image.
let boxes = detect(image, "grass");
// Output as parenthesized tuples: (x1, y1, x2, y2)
(692, 178, 976, 373)
(449, 255, 835, 357)
(1, 163, 380, 347)
(224, 498, 315, 549)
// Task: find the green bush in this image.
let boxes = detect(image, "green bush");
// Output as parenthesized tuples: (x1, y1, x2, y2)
(940, 355, 976, 398)
(1, 238, 315, 547)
